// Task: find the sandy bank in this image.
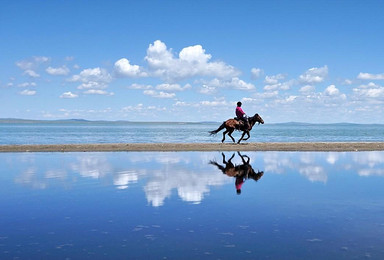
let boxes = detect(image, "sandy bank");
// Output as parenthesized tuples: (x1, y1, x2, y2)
(1, 142, 384, 152)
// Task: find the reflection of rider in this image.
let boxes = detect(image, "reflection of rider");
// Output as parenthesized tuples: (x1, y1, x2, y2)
(235, 101, 249, 130)
(209, 152, 264, 195)
(235, 175, 245, 195)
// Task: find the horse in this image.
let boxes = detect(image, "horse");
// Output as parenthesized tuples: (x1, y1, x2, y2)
(209, 152, 264, 194)
(209, 113, 264, 144)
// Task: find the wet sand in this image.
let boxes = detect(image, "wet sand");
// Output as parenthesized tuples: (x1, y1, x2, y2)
(1, 142, 384, 152)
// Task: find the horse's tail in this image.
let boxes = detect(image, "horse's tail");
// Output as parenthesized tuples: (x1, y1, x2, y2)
(209, 160, 226, 172)
(209, 122, 226, 135)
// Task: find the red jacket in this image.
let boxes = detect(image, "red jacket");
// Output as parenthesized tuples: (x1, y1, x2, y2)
(236, 106, 245, 118)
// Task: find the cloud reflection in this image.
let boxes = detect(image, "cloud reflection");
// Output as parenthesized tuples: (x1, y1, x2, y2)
(4, 151, 384, 206)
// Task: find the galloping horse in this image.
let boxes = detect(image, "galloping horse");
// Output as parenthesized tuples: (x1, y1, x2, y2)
(209, 113, 264, 143)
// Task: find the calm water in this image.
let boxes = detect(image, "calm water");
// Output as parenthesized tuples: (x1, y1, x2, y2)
(0, 122, 383, 144)
(1, 151, 384, 259)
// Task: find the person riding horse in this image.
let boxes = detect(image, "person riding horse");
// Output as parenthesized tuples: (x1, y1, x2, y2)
(235, 102, 250, 130)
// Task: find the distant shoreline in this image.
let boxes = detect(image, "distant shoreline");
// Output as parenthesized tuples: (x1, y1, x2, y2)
(1, 118, 384, 125)
(1, 142, 384, 152)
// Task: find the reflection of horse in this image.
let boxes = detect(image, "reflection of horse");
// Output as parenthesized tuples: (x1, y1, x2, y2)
(209, 113, 264, 144)
(209, 152, 264, 194)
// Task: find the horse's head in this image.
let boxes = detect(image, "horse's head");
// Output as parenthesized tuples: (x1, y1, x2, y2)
(249, 169, 264, 182)
(253, 113, 264, 125)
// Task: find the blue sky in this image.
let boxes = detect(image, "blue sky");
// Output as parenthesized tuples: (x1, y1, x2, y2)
(1, 0, 383, 123)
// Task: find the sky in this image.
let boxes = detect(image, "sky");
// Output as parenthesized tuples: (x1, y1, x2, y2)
(1, 0, 383, 123)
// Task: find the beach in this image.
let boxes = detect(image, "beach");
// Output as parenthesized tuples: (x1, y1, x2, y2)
(1, 142, 384, 152)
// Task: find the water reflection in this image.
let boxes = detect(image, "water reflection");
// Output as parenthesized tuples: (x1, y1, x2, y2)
(209, 152, 264, 194)
(3, 152, 384, 259)
(4, 151, 384, 206)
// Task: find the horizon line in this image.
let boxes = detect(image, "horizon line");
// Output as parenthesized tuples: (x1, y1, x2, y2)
(0, 118, 383, 125)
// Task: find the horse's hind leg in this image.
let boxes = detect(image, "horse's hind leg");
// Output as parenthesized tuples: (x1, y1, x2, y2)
(228, 129, 236, 143)
(222, 130, 228, 143)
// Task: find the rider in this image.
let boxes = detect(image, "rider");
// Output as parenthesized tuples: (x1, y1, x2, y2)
(235, 101, 249, 130)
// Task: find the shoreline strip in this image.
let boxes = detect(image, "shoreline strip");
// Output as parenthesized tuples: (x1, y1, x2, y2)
(1, 142, 384, 152)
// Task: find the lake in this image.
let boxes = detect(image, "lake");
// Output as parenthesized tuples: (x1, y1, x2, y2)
(1, 121, 384, 144)
(1, 151, 384, 259)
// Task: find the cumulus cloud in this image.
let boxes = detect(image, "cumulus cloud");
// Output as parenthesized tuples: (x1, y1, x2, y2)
(127, 83, 153, 90)
(19, 89, 36, 96)
(83, 89, 114, 96)
(299, 65, 328, 84)
(264, 74, 285, 84)
(299, 85, 315, 93)
(156, 83, 191, 91)
(18, 82, 36, 88)
(251, 68, 263, 79)
(23, 69, 40, 78)
(121, 103, 166, 114)
(143, 90, 176, 98)
(264, 79, 293, 92)
(324, 84, 339, 96)
(357, 72, 384, 80)
(203, 77, 255, 91)
(145, 40, 239, 81)
(199, 84, 217, 95)
(114, 58, 147, 77)
(16, 56, 50, 70)
(46, 66, 70, 76)
(200, 97, 230, 107)
(70, 67, 112, 90)
(60, 91, 78, 98)
(323, 85, 346, 101)
(353, 82, 384, 99)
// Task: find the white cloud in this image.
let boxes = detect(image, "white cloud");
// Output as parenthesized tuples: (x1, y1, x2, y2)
(23, 69, 40, 78)
(353, 82, 384, 99)
(324, 84, 339, 96)
(200, 98, 230, 107)
(20, 89, 36, 96)
(46, 66, 70, 76)
(16, 56, 50, 70)
(251, 68, 263, 79)
(204, 77, 255, 91)
(60, 91, 78, 98)
(127, 83, 153, 90)
(286, 95, 297, 102)
(70, 67, 112, 90)
(343, 79, 353, 85)
(70, 67, 111, 83)
(199, 84, 217, 95)
(299, 85, 315, 92)
(145, 40, 239, 81)
(83, 89, 114, 96)
(18, 82, 36, 88)
(156, 83, 190, 91)
(264, 74, 285, 84)
(264, 80, 293, 91)
(357, 72, 384, 80)
(114, 58, 147, 77)
(299, 65, 328, 84)
(143, 90, 176, 98)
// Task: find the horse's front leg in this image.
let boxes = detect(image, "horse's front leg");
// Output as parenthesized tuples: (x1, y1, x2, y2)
(237, 131, 247, 144)
(243, 131, 251, 141)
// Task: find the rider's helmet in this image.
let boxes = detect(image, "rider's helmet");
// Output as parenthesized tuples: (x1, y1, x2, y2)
(237, 101, 242, 106)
